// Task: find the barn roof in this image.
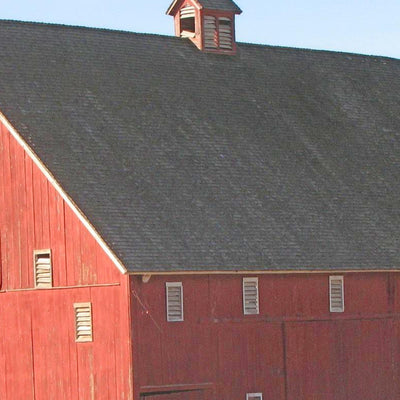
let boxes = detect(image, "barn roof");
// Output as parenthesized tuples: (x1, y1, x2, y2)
(0, 20, 399, 273)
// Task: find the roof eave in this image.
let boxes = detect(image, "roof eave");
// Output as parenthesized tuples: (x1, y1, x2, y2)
(128, 268, 400, 276)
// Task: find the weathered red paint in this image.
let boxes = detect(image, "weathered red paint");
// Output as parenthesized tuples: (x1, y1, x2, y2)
(0, 122, 133, 399)
(131, 273, 400, 400)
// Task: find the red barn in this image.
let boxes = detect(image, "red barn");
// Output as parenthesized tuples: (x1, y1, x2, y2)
(1, 1, 400, 399)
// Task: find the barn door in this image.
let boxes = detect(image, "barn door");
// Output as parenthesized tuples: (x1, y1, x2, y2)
(141, 390, 204, 400)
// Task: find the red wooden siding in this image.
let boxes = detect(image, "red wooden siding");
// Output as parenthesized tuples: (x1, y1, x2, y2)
(131, 272, 400, 400)
(0, 121, 133, 399)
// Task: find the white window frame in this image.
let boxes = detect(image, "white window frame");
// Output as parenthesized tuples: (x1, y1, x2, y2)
(243, 277, 259, 315)
(329, 275, 344, 313)
(166, 282, 184, 322)
(246, 393, 263, 400)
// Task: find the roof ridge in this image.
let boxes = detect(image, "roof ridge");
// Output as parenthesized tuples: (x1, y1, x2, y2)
(237, 40, 400, 61)
(0, 18, 398, 62)
(0, 18, 174, 39)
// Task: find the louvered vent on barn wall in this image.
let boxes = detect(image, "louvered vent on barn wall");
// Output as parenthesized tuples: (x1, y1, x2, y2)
(329, 276, 344, 312)
(247, 393, 263, 400)
(166, 282, 184, 322)
(243, 277, 259, 315)
(34, 250, 52, 288)
(74, 303, 93, 342)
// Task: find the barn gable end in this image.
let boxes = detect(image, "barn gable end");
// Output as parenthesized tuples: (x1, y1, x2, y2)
(0, 120, 133, 399)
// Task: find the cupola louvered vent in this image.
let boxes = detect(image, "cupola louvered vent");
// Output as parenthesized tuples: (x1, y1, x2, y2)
(204, 15, 217, 49)
(180, 5, 196, 38)
(74, 303, 93, 342)
(166, 282, 184, 322)
(34, 250, 52, 288)
(243, 277, 259, 315)
(204, 15, 233, 51)
(218, 17, 233, 49)
(180, 5, 195, 18)
(329, 276, 344, 312)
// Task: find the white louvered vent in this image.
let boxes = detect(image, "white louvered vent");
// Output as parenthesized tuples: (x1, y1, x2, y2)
(243, 277, 259, 315)
(204, 15, 217, 49)
(166, 282, 184, 322)
(247, 393, 263, 400)
(180, 5, 196, 37)
(74, 303, 93, 342)
(218, 17, 233, 50)
(34, 250, 52, 288)
(180, 5, 195, 19)
(329, 276, 344, 312)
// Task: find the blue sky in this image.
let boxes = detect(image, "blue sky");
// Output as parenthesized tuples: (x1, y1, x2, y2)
(2, 0, 400, 59)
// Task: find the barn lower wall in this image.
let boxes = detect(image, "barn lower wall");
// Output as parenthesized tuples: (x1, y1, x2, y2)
(130, 272, 400, 400)
(0, 276, 133, 400)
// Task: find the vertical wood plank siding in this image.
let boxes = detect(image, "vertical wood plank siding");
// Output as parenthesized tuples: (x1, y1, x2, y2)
(131, 273, 400, 400)
(0, 122, 133, 399)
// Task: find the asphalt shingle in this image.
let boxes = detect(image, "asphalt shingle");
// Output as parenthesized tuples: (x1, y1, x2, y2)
(198, 0, 242, 13)
(0, 20, 399, 272)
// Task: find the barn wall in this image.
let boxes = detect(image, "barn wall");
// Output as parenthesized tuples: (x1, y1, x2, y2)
(131, 272, 400, 400)
(0, 122, 133, 399)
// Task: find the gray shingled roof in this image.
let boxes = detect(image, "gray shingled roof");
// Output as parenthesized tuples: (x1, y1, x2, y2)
(0, 20, 399, 272)
(198, 0, 242, 13)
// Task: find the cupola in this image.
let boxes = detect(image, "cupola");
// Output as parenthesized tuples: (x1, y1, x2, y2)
(167, 0, 242, 54)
